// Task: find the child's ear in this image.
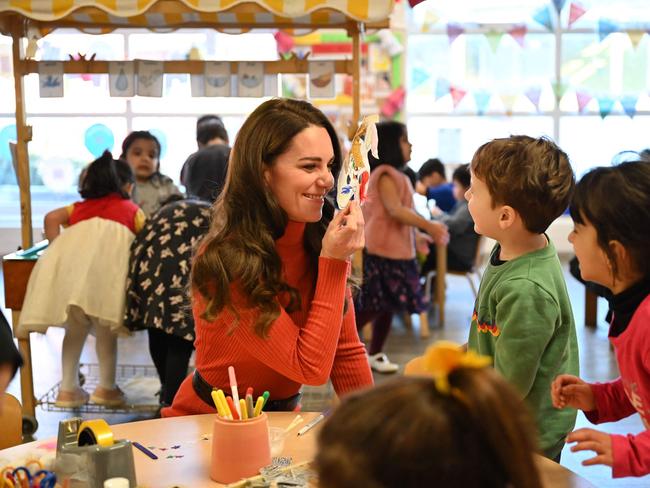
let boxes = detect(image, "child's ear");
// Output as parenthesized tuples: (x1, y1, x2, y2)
(498, 205, 516, 230)
(609, 240, 635, 281)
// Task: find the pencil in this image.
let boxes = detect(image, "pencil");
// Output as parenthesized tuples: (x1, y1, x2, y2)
(133, 441, 158, 460)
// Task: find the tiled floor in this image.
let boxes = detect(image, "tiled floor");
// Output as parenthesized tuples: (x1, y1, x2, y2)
(3, 259, 650, 487)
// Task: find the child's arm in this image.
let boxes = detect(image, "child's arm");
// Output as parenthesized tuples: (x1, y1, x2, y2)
(43, 206, 71, 241)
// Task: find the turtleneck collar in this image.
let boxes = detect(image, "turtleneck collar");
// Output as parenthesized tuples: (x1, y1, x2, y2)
(608, 277, 650, 338)
(276, 220, 306, 248)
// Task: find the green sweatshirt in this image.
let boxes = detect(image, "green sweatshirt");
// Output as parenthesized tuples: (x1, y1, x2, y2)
(468, 238, 579, 459)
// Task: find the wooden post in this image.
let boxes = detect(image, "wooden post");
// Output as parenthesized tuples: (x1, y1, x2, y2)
(12, 311, 35, 419)
(435, 244, 447, 327)
(349, 22, 361, 140)
(11, 29, 33, 249)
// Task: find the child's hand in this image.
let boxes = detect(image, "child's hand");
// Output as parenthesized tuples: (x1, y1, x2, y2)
(567, 428, 613, 467)
(551, 374, 596, 411)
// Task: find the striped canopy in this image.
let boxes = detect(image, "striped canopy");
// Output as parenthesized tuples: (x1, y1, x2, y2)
(0, 0, 394, 35)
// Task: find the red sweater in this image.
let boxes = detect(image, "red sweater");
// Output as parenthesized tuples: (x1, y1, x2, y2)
(586, 295, 650, 477)
(163, 221, 373, 416)
(68, 193, 143, 234)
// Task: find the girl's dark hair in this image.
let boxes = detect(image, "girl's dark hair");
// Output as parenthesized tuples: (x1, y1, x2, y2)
(316, 372, 542, 488)
(191, 98, 345, 337)
(79, 150, 133, 199)
(452, 163, 471, 189)
(570, 160, 650, 280)
(120, 130, 162, 172)
(368, 121, 407, 171)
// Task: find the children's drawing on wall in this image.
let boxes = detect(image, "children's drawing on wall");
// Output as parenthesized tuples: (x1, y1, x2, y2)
(308, 61, 335, 99)
(204, 61, 231, 97)
(237, 61, 264, 97)
(137, 60, 164, 97)
(38, 61, 64, 98)
(109, 61, 135, 97)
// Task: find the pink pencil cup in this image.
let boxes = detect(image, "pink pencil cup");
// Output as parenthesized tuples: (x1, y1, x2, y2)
(210, 412, 272, 484)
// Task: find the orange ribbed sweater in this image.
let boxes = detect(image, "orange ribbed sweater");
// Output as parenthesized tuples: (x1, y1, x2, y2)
(163, 221, 373, 416)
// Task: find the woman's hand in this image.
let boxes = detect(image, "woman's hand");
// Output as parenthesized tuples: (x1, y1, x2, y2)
(424, 221, 449, 246)
(415, 232, 433, 255)
(551, 374, 596, 411)
(321, 201, 365, 261)
(567, 429, 613, 468)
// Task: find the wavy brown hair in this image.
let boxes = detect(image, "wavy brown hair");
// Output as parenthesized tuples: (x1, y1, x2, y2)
(316, 371, 542, 488)
(191, 98, 343, 337)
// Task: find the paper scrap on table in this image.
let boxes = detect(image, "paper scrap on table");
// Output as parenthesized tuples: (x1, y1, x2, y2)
(38, 61, 64, 98)
(137, 60, 164, 97)
(109, 61, 135, 97)
(336, 115, 379, 210)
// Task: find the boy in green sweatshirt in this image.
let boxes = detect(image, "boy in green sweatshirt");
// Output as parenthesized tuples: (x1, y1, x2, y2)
(465, 135, 579, 461)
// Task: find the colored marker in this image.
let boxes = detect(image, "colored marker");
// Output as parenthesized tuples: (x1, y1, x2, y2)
(133, 441, 158, 460)
(216, 389, 232, 419)
(253, 396, 264, 417)
(239, 399, 248, 420)
(297, 409, 331, 437)
(228, 366, 242, 417)
(246, 387, 253, 397)
(262, 391, 270, 408)
(211, 390, 225, 417)
(246, 393, 255, 419)
(226, 396, 240, 420)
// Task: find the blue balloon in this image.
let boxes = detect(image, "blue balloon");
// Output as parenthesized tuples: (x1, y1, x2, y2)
(149, 128, 167, 159)
(0, 124, 17, 162)
(84, 123, 114, 158)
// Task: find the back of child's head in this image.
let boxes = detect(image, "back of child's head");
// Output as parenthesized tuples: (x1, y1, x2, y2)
(452, 163, 471, 189)
(79, 150, 133, 199)
(184, 145, 231, 202)
(197, 115, 229, 146)
(120, 130, 161, 162)
(316, 346, 541, 488)
(418, 158, 445, 181)
(369, 121, 407, 171)
(471, 135, 574, 234)
(570, 160, 650, 279)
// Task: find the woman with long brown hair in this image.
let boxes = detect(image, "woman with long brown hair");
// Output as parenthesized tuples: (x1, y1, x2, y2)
(164, 98, 373, 416)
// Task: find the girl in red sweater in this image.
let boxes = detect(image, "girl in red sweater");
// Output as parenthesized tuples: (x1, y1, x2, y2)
(164, 99, 372, 417)
(552, 160, 650, 477)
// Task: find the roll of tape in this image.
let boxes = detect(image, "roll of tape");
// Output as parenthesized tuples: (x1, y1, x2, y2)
(77, 419, 114, 447)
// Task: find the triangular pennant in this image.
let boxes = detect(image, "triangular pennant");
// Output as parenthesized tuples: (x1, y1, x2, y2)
(620, 95, 638, 118)
(474, 91, 491, 115)
(598, 19, 617, 42)
(568, 2, 587, 28)
(575, 91, 592, 112)
(500, 94, 518, 114)
(552, 0, 567, 13)
(486, 31, 503, 53)
(552, 81, 568, 101)
(447, 23, 465, 45)
(597, 96, 616, 119)
(525, 87, 542, 111)
(449, 85, 467, 108)
(509, 25, 527, 48)
(421, 10, 440, 32)
(412, 68, 430, 89)
(435, 78, 451, 100)
(627, 30, 645, 49)
(532, 6, 553, 31)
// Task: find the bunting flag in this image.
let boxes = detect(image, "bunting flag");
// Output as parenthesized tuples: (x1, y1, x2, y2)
(508, 25, 527, 48)
(552, 81, 568, 101)
(575, 91, 592, 113)
(473, 91, 491, 115)
(525, 87, 542, 111)
(500, 94, 518, 114)
(486, 31, 503, 53)
(532, 6, 553, 32)
(552, 0, 567, 13)
(568, 2, 587, 28)
(627, 30, 645, 49)
(408, 0, 427, 6)
(620, 95, 638, 118)
(435, 78, 451, 100)
(447, 23, 465, 45)
(598, 19, 617, 42)
(421, 10, 440, 32)
(274, 31, 294, 55)
(449, 85, 467, 108)
(411, 68, 430, 89)
(597, 96, 616, 119)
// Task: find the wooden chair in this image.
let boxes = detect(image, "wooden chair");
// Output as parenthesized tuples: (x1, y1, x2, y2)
(0, 393, 22, 449)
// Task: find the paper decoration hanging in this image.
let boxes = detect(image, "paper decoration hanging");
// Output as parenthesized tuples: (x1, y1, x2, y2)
(421, 10, 440, 32)
(552, 0, 567, 13)
(620, 96, 638, 118)
(38, 61, 64, 97)
(627, 30, 645, 49)
(380, 87, 405, 118)
(598, 19, 617, 42)
(204, 61, 231, 97)
(109, 61, 135, 97)
(336, 115, 378, 210)
(137, 60, 164, 97)
(449, 85, 467, 108)
(552, 81, 568, 101)
(568, 2, 587, 27)
(447, 23, 465, 45)
(473, 91, 491, 115)
(500, 94, 518, 114)
(532, 6, 553, 32)
(237, 62, 264, 97)
(575, 91, 592, 113)
(525, 87, 542, 111)
(508, 25, 527, 48)
(378, 30, 404, 57)
(435, 78, 450, 100)
(264, 74, 279, 97)
(309, 61, 335, 98)
(597, 96, 615, 119)
(274, 31, 295, 55)
(411, 68, 430, 89)
(190, 75, 205, 97)
(486, 31, 503, 53)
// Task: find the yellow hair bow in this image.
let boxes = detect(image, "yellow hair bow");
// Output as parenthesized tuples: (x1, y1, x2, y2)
(417, 341, 491, 394)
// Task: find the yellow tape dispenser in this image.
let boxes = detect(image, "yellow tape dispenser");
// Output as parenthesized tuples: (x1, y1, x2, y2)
(77, 419, 114, 447)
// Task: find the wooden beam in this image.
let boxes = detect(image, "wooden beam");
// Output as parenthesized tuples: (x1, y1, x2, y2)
(11, 29, 33, 250)
(350, 22, 361, 139)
